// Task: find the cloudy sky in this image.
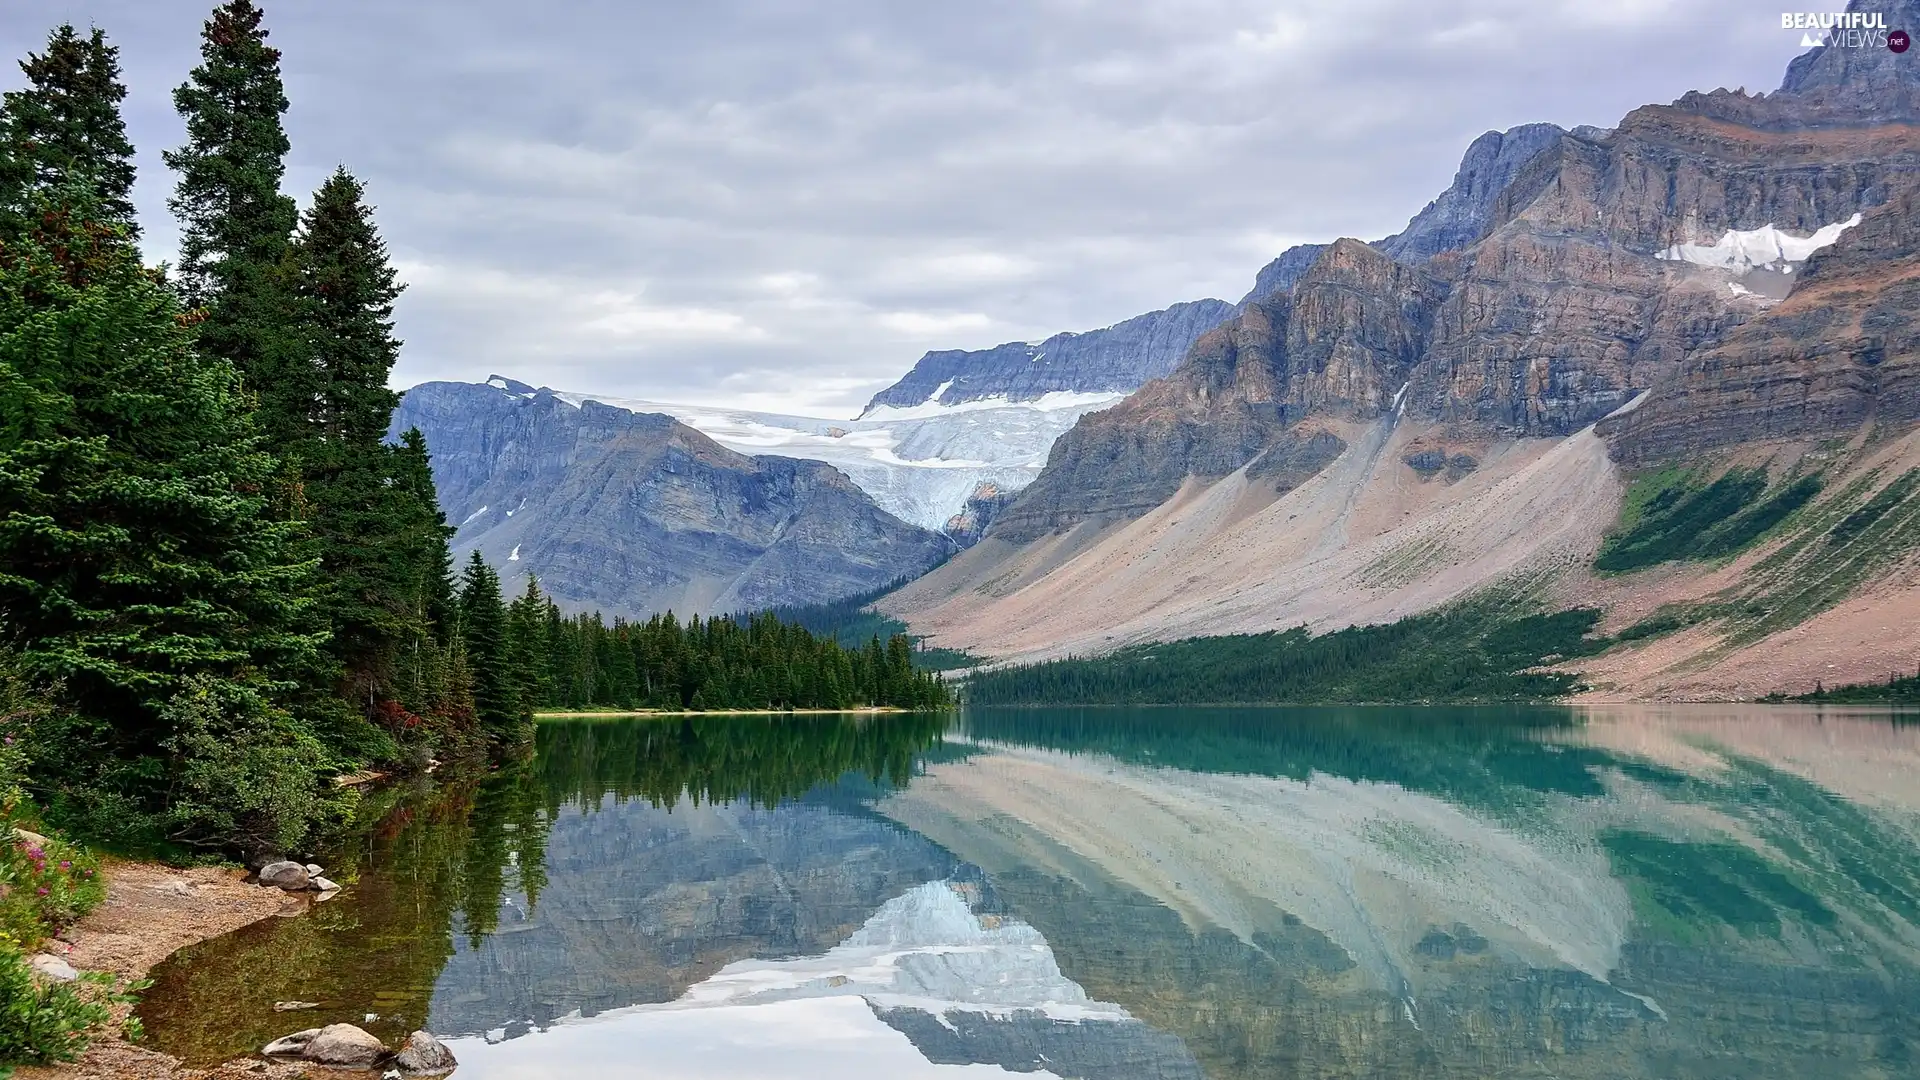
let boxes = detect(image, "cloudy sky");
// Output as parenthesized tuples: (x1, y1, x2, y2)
(6, 1, 1808, 416)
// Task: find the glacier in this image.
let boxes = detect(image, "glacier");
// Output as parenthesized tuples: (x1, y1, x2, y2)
(547, 388, 1123, 530)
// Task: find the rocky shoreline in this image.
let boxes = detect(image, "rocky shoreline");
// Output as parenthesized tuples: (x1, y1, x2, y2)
(11, 858, 450, 1080)
(12, 860, 310, 1080)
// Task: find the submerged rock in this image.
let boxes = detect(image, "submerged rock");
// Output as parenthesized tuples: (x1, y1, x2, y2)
(262, 1028, 321, 1057)
(305, 1023, 388, 1067)
(257, 861, 310, 891)
(394, 1030, 458, 1075)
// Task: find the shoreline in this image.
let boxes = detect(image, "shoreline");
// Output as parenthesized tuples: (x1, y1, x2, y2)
(535, 706, 932, 718)
(14, 861, 314, 1080)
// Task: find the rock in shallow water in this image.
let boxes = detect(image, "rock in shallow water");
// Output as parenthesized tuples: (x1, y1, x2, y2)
(261, 1027, 320, 1056)
(305, 1023, 389, 1067)
(394, 1030, 458, 1075)
(257, 860, 310, 890)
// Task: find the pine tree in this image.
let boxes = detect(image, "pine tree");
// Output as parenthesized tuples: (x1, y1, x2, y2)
(0, 188, 330, 844)
(457, 551, 514, 739)
(290, 169, 443, 703)
(504, 575, 547, 730)
(165, 0, 311, 440)
(0, 24, 138, 240)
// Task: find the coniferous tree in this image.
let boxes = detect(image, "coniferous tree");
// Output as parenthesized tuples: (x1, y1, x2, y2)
(0, 188, 332, 845)
(504, 576, 547, 731)
(289, 169, 447, 704)
(0, 24, 138, 240)
(457, 552, 514, 738)
(165, 0, 311, 440)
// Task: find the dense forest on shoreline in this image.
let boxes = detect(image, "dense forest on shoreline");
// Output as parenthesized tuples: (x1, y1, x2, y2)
(0, 6, 947, 1064)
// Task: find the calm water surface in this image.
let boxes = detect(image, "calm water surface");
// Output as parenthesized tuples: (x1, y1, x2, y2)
(140, 706, 1920, 1078)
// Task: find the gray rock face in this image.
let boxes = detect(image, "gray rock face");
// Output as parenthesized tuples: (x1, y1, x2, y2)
(1239, 124, 1563, 305)
(991, 240, 1427, 541)
(1776, 0, 1920, 125)
(390, 382, 954, 618)
(1373, 122, 1566, 265)
(257, 861, 309, 891)
(943, 482, 1020, 548)
(862, 300, 1235, 413)
(1238, 243, 1328, 305)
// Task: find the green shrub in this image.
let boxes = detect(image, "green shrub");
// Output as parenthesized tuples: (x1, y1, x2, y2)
(157, 677, 356, 855)
(0, 832, 104, 951)
(0, 943, 111, 1071)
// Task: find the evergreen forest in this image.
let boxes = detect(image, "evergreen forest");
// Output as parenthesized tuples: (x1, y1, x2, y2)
(0, 3, 941, 867)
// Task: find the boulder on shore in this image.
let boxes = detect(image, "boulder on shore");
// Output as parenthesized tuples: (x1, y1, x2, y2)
(262, 1023, 456, 1073)
(257, 861, 310, 891)
(305, 1023, 389, 1067)
(394, 1030, 459, 1075)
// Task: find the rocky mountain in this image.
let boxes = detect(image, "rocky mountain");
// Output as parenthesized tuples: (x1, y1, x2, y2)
(1239, 122, 1566, 304)
(522, 382, 1122, 532)
(389, 380, 953, 617)
(883, 6, 1920, 698)
(862, 299, 1236, 413)
(991, 239, 1438, 541)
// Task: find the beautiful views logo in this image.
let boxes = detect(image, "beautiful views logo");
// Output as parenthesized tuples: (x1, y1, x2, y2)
(1781, 11, 1902, 49)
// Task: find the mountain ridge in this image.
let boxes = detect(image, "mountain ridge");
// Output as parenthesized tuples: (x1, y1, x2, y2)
(389, 381, 955, 618)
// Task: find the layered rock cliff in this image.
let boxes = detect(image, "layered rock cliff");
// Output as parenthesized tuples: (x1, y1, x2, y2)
(1240, 122, 1565, 304)
(1602, 178, 1920, 463)
(390, 381, 953, 617)
(992, 239, 1439, 540)
(991, 29, 1920, 542)
(885, 2, 1920, 694)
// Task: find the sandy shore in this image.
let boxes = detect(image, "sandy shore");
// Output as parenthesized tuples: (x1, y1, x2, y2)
(14, 860, 317, 1080)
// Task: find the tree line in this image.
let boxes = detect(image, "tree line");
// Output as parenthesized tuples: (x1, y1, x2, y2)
(482, 568, 951, 715)
(0, 3, 944, 859)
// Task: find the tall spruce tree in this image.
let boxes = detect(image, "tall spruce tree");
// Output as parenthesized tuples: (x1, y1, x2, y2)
(0, 24, 138, 240)
(457, 551, 515, 738)
(290, 168, 451, 704)
(165, 0, 312, 441)
(0, 188, 331, 845)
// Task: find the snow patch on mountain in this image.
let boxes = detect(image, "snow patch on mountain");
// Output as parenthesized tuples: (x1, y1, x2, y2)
(1656, 213, 1861, 270)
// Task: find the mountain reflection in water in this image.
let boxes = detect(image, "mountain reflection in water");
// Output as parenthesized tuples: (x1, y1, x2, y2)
(139, 706, 1920, 1079)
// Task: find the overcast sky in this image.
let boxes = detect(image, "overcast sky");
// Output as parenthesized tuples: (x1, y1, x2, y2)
(5, 1, 1809, 417)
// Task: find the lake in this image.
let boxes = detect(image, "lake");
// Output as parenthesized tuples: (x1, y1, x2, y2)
(138, 705, 1920, 1079)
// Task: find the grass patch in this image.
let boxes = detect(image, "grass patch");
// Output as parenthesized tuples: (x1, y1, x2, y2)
(1595, 467, 1821, 573)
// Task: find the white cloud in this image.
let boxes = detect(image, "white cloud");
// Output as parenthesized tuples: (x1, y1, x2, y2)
(875, 311, 995, 337)
(16, 0, 1810, 414)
